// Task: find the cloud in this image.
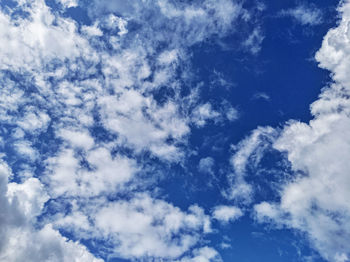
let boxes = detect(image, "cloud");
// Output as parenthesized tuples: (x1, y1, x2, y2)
(192, 103, 221, 127)
(55, 193, 211, 260)
(13, 140, 38, 161)
(212, 205, 243, 224)
(0, 160, 101, 262)
(253, 1, 350, 261)
(179, 247, 222, 262)
(279, 4, 323, 26)
(252, 92, 270, 101)
(198, 157, 215, 175)
(243, 27, 264, 55)
(57, 0, 78, 8)
(224, 127, 277, 204)
(44, 146, 138, 198)
(0, 0, 94, 72)
(88, 0, 243, 47)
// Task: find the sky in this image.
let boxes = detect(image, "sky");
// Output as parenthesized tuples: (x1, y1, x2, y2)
(0, 0, 349, 262)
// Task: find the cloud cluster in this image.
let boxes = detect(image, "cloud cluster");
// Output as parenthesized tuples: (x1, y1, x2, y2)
(0, 0, 251, 260)
(0, 160, 102, 262)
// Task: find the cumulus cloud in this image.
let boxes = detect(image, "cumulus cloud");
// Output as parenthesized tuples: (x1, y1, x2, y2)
(0, 0, 94, 72)
(52, 193, 212, 260)
(212, 205, 243, 224)
(0, 160, 101, 262)
(93, 195, 211, 259)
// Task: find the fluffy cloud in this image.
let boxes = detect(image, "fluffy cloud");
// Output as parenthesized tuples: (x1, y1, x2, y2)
(52, 193, 212, 260)
(0, 0, 94, 72)
(212, 205, 243, 224)
(92, 195, 211, 259)
(0, 160, 101, 262)
(44, 146, 139, 198)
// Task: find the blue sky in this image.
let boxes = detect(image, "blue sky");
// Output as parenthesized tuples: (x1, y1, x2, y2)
(0, 0, 349, 262)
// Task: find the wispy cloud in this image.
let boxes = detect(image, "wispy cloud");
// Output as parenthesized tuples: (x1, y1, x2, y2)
(279, 4, 323, 26)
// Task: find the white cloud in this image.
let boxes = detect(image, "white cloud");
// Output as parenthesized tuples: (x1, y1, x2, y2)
(58, 194, 212, 260)
(0, 0, 94, 72)
(212, 205, 243, 224)
(17, 109, 50, 133)
(98, 93, 190, 161)
(13, 140, 38, 161)
(89, 0, 243, 46)
(179, 247, 222, 262)
(225, 127, 276, 204)
(192, 103, 221, 127)
(0, 160, 101, 262)
(279, 4, 323, 26)
(252, 92, 270, 101)
(57, 128, 95, 151)
(243, 27, 264, 55)
(225, 106, 239, 122)
(57, 0, 78, 8)
(2, 224, 103, 262)
(81, 23, 103, 37)
(45, 146, 138, 198)
(198, 157, 215, 175)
